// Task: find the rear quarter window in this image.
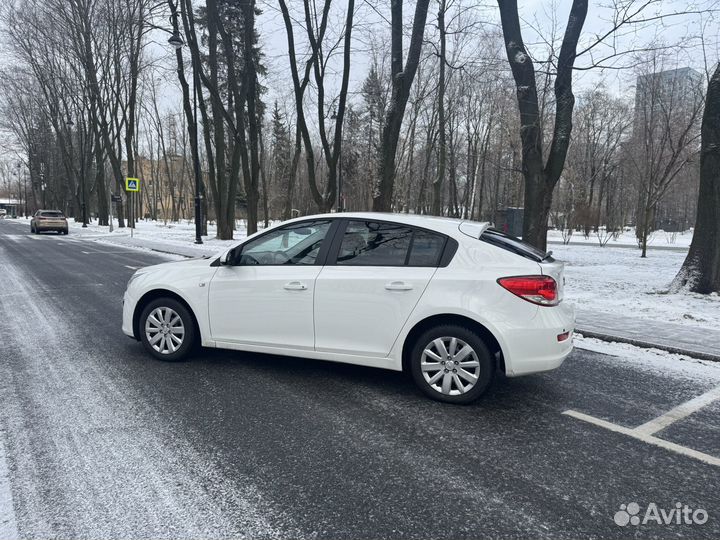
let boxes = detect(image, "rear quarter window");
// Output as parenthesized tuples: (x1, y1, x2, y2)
(408, 230, 446, 266)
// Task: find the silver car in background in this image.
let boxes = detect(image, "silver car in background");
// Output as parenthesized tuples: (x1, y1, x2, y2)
(31, 210, 69, 235)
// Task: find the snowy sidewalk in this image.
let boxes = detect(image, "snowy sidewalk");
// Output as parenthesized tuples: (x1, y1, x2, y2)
(576, 309, 720, 362)
(548, 239, 689, 253)
(93, 234, 220, 258)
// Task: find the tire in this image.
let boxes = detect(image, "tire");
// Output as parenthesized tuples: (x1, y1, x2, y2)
(62, 228, 68, 235)
(410, 324, 494, 404)
(139, 298, 196, 362)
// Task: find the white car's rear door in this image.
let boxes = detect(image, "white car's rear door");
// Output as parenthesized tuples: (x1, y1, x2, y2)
(314, 219, 447, 357)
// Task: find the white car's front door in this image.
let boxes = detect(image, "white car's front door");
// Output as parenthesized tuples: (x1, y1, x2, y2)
(314, 220, 448, 357)
(208, 220, 334, 350)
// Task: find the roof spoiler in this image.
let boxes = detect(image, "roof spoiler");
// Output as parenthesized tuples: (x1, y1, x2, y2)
(458, 221, 491, 239)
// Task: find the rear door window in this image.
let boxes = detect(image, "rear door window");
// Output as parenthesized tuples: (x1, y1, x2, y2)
(334, 220, 449, 267)
(337, 221, 413, 266)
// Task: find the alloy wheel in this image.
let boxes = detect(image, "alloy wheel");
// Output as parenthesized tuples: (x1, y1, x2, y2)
(145, 307, 185, 355)
(420, 336, 481, 396)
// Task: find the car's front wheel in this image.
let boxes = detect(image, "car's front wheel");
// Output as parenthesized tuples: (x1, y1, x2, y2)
(410, 324, 494, 404)
(139, 298, 196, 361)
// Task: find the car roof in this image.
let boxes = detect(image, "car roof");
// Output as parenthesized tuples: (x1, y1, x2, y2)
(292, 212, 490, 239)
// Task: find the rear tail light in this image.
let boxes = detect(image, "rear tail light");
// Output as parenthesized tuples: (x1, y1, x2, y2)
(497, 275, 559, 306)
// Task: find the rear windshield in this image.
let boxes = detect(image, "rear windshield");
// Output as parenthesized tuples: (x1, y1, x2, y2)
(41, 211, 64, 218)
(480, 228, 549, 262)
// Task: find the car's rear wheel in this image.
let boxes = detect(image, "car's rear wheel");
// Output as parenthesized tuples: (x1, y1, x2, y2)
(139, 298, 196, 361)
(410, 324, 494, 404)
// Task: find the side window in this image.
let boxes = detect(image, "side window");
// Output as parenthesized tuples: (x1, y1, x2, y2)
(408, 230, 446, 266)
(236, 220, 332, 266)
(337, 221, 413, 266)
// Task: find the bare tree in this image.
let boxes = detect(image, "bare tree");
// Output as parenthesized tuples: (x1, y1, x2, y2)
(372, 0, 432, 212)
(497, 0, 588, 250)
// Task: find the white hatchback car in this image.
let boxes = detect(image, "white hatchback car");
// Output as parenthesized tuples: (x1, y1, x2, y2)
(122, 213, 574, 403)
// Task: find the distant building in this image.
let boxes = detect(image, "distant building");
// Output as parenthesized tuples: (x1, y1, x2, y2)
(633, 67, 703, 133)
(0, 197, 22, 218)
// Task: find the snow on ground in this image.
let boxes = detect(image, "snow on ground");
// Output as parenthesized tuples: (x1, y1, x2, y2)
(61, 217, 263, 257)
(575, 335, 720, 383)
(552, 242, 720, 330)
(547, 227, 693, 248)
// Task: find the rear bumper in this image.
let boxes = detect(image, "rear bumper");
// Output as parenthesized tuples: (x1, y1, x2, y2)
(35, 222, 68, 231)
(502, 302, 575, 376)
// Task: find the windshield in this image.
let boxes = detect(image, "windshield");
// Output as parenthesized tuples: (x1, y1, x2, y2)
(40, 211, 65, 218)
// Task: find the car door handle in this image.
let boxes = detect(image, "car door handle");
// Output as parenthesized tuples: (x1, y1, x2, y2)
(385, 281, 413, 291)
(284, 281, 308, 291)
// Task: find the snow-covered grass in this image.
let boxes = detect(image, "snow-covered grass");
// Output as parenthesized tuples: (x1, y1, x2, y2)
(547, 227, 693, 248)
(553, 242, 720, 330)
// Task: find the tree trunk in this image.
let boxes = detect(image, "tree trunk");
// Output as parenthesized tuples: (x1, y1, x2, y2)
(431, 0, 447, 216)
(373, 0, 431, 211)
(671, 64, 720, 293)
(283, 126, 302, 220)
(498, 0, 587, 250)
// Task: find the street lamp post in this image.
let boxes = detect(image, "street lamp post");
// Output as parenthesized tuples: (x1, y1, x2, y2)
(16, 163, 28, 217)
(169, 30, 203, 245)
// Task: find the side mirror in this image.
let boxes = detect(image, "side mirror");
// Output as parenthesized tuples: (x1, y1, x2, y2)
(220, 250, 231, 265)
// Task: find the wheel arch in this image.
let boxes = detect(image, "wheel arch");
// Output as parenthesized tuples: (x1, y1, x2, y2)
(401, 314, 506, 374)
(132, 289, 201, 342)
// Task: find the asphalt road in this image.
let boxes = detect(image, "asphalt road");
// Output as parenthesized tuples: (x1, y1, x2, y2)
(0, 219, 718, 540)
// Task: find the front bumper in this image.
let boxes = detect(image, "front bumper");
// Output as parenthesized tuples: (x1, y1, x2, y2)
(502, 302, 575, 376)
(122, 290, 138, 339)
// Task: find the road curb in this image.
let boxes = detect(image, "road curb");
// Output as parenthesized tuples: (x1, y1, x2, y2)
(576, 328, 720, 363)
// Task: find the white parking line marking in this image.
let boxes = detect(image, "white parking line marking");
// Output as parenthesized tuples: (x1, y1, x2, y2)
(0, 433, 19, 540)
(564, 408, 720, 467)
(634, 385, 720, 436)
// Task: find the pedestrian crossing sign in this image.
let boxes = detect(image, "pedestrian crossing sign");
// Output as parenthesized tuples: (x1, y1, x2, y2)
(125, 177, 140, 192)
